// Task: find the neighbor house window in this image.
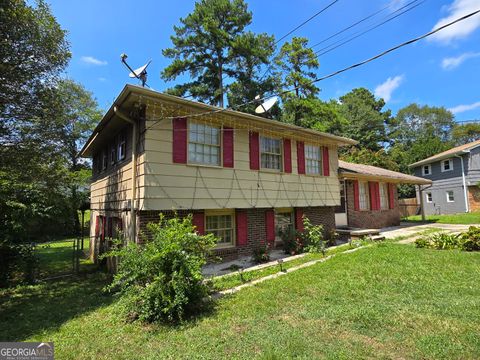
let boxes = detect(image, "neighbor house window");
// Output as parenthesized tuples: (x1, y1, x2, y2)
(426, 192, 433, 203)
(441, 159, 453, 172)
(305, 144, 322, 175)
(188, 122, 220, 166)
(260, 136, 282, 171)
(117, 132, 126, 161)
(379, 183, 389, 210)
(205, 211, 234, 247)
(422, 164, 431, 176)
(446, 191, 455, 202)
(358, 181, 370, 210)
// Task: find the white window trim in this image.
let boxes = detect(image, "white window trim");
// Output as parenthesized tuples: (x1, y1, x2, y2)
(188, 121, 222, 167)
(205, 210, 235, 248)
(260, 135, 283, 172)
(446, 191, 455, 203)
(117, 132, 126, 161)
(379, 183, 389, 210)
(304, 144, 323, 176)
(441, 159, 453, 172)
(426, 192, 433, 203)
(422, 164, 431, 176)
(358, 181, 370, 211)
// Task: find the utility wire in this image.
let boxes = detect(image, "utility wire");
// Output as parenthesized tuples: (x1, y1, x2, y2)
(315, 0, 425, 56)
(144, 8, 480, 125)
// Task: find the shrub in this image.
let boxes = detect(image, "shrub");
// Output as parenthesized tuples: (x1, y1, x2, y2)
(414, 237, 431, 249)
(430, 232, 461, 250)
(252, 243, 271, 264)
(281, 225, 303, 255)
(460, 226, 480, 251)
(104, 214, 217, 324)
(302, 216, 327, 254)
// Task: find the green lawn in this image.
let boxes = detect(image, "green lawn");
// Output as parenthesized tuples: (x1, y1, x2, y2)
(405, 211, 480, 224)
(1, 243, 479, 359)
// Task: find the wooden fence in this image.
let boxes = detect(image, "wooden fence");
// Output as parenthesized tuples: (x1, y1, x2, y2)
(398, 198, 419, 218)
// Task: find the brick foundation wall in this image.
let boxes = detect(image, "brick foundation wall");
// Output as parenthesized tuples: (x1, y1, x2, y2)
(137, 206, 335, 262)
(468, 186, 480, 212)
(345, 180, 400, 229)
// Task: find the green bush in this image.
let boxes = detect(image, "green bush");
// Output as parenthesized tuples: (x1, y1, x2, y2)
(414, 237, 431, 249)
(415, 232, 462, 250)
(104, 214, 217, 324)
(281, 225, 303, 255)
(302, 217, 326, 255)
(460, 226, 480, 251)
(252, 243, 271, 264)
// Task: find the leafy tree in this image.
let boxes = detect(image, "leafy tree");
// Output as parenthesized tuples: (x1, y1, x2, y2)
(339, 88, 390, 151)
(162, 0, 266, 107)
(340, 148, 399, 171)
(275, 37, 320, 126)
(452, 123, 480, 145)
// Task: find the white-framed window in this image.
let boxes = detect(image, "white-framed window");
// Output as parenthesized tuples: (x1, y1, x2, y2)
(260, 136, 282, 171)
(110, 142, 116, 165)
(205, 211, 234, 247)
(188, 122, 221, 166)
(358, 181, 370, 211)
(305, 144, 322, 175)
(441, 159, 453, 172)
(379, 183, 389, 210)
(275, 208, 294, 243)
(446, 191, 455, 202)
(422, 164, 431, 176)
(117, 132, 126, 161)
(426, 192, 433, 203)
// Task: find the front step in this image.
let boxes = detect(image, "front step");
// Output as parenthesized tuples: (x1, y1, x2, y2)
(370, 235, 385, 242)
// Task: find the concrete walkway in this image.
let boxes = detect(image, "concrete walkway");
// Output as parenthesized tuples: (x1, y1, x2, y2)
(380, 222, 471, 244)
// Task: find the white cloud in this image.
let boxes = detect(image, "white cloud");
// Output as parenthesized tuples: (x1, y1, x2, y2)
(441, 51, 480, 69)
(388, 0, 407, 10)
(448, 101, 480, 114)
(98, 77, 107, 82)
(429, 0, 480, 44)
(81, 56, 107, 66)
(374, 75, 404, 102)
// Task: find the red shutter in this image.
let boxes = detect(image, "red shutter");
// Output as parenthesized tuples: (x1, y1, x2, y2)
(95, 216, 100, 237)
(223, 127, 234, 168)
(172, 117, 187, 163)
(265, 210, 275, 245)
(249, 131, 259, 170)
(295, 208, 304, 233)
(388, 183, 396, 209)
(369, 182, 377, 210)
(236, 210, 248, 246)
(322, 146, 330, 176)
(297, 141, 305, 174)
(192, 212, 205, 235)
(283, 139, 292, 173)
(353, 180, 360, 211)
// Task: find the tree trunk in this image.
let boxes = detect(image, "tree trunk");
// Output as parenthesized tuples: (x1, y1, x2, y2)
(217, 53, 224, 108)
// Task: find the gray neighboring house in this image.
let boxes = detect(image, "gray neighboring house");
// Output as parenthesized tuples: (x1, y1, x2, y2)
(410, 139, 480, 215)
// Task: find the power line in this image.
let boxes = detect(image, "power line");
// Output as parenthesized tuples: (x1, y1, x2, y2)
(314, 0, 426, 57)
(144, 8, 480, 125)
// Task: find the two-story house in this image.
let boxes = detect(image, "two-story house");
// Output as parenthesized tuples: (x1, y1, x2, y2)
(410, 139, 480, 215)
(80, 85, 358, 262)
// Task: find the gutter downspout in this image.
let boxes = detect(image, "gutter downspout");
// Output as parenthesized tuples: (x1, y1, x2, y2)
(455, 154, 469, 213)
(114, 106, 138, 242)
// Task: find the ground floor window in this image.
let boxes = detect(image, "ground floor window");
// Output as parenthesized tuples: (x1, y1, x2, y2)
(446, 191, 455, 203)
(426, 192, 433, 203)
(379, 183, 389, 210)
(359, 181, 370, 210)
(275, 209, 293, 243)
(205, 211, 234, 247)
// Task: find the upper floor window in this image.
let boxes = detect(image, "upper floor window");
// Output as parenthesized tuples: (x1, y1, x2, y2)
(441, 159, 453, 172)
(110, 142, 116, 165)
(188, 122, 220, 166)
(379, 183, 389, 210)
(117, 132, 126, 161)
(422, 164, 431, 176)
(358, 181, 370, 211)
(305, 144, 322, 175)
(446, 190, 455, 202)
(260, 136, 282, 171)
(205, 211, 234, 247)
(426, 192, 433, 203)
(102, 149, 108, 171)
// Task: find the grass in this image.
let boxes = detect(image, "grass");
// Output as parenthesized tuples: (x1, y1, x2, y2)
(404, 211, 480, 224)
(1, 243, 479, 359)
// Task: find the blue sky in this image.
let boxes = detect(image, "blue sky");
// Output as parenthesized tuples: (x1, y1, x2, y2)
(48, 0, 480, 121)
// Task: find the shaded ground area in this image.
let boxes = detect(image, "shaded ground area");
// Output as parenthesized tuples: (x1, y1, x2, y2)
(1, 243, 479, 359)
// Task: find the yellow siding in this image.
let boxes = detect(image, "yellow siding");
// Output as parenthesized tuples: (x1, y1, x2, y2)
(142, 106, 341, 210)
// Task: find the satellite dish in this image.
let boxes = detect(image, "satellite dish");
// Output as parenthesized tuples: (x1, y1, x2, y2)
(255, 97, 278, 114)
(129, 60, 151, 79)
